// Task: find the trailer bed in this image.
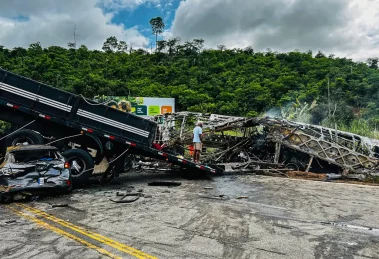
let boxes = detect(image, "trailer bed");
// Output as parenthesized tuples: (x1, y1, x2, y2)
(0, 68, 219, 175)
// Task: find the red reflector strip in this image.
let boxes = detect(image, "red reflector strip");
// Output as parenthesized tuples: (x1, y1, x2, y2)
(125, 141, 137, 147)
(66, 180, 71, 186)
(104, 134, 115, 140)
(7, 103, 19, 109)
(196, 165, 205, 170)
(82, 127, 93, 133)
(178, 159, 188, 164)
(39, 114, 51, 120)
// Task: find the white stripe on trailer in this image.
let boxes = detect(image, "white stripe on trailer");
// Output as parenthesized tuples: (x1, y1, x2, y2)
(78, 111, 149, 137)
(0, 81, 150, 138)
(78, 111, 149, 138)
(78, 109, 149, 136)
(0, 82, 72, 112)
(0, 82, 71, 110)
(77, 109, 150, 138)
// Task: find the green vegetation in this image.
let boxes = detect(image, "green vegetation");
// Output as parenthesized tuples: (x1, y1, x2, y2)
(1, 26, 379, 138)
(0, 121, 10, 134)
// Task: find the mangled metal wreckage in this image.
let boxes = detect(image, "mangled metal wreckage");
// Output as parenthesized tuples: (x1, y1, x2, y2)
(151, 112, 379, 180)
(0, 145, 72, 202)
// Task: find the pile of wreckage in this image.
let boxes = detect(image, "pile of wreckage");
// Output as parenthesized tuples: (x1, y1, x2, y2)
(147, 112, 379, 180)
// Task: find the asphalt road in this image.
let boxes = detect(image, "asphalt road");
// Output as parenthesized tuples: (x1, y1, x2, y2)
(1, 172, 379, 259)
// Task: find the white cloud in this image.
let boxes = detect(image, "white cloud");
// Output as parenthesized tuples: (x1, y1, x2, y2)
(170, 0, 379, 61)
(100, 0, 161, 11)
(0, 0, 150, 50)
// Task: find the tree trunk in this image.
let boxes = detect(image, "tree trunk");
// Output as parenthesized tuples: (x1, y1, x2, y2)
(155, 33, 158, 51)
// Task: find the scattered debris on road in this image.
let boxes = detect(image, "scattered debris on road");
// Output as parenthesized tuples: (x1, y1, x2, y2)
(4, 220, 17, 224)
(148, 181, 182, 187)
(109, 192, 143, 203)
(198, 194, 230, 200)
(51, 203, 69, 208)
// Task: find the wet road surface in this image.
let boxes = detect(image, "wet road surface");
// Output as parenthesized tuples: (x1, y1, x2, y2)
(1, 172, 379, 259)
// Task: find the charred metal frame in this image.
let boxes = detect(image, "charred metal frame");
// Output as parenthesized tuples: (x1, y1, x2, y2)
(152, 112, 379, 179)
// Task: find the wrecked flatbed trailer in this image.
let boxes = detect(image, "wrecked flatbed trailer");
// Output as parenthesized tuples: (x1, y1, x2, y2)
(0, 68, 218, 185)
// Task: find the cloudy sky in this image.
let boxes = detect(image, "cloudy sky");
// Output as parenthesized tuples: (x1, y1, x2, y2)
(0, 0, 378, 61)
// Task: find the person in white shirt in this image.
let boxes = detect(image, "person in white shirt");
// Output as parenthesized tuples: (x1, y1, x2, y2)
(192, 121, 203, 163)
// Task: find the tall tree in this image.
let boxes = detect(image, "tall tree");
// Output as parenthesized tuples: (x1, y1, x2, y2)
(166, 37, 180, 55)
(102, 36, 118, 52)
(367, 58, 379, 69)
(157, 40, 167, 53)
(117, 41, 128, 52)
(149, 17, 165, 51)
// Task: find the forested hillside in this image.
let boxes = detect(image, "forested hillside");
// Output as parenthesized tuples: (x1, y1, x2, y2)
(1, 37, 379, 137)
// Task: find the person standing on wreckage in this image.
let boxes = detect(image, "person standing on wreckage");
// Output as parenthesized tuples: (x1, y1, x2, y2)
(192, 121, 203, 163)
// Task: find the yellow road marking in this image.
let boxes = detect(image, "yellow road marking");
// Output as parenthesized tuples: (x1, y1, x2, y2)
(16, 203, 158, 259)
(7, 205, 122, 259)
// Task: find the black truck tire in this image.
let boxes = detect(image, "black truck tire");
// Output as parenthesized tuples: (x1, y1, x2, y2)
(5, 129, 44, 147)
(62, 149, 94, 186)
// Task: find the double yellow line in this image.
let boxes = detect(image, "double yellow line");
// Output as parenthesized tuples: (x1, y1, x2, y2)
(8, 204, 158, 259)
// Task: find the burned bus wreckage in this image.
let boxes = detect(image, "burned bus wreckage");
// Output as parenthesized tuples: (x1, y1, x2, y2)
(150, 112, 379, 180)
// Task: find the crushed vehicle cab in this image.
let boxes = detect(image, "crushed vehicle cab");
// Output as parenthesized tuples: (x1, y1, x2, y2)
(0, 145, 72, 203)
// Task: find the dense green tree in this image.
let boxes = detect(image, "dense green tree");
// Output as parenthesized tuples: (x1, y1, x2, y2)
(102, 36, 119, 52)
(2, 36, 379, 137)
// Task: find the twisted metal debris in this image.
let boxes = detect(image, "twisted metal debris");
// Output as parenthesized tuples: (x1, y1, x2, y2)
(152, 112, 379, 179)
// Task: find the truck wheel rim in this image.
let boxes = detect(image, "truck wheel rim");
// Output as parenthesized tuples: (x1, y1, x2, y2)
(68, 157, 86, 176)
(12, 137, 34, 146)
